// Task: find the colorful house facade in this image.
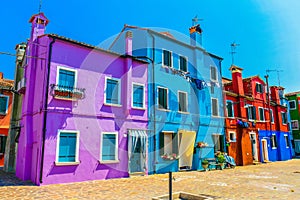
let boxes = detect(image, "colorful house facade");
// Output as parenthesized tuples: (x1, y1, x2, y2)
(16, 13, 148, 185)
(110, 23, 224, 173)
(223, 65, 292, 165)
(286, 91, 300, 155)
(0, 72, 14, 166)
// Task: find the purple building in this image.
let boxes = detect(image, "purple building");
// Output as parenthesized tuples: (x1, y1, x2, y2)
(16, 13, 149, 185)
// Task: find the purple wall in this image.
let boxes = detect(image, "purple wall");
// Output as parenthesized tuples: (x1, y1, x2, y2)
(16, 14, 148, 185)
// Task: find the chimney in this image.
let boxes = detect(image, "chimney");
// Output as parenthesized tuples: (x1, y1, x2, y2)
(270, 86, 280, 104)
(0, 72, 3, 80)
(15, 43, 27, 64)
(229, 65, 244, 95)
(189, 24, 202, 46)
(125, 31, 133, 56)
(29, 13, 49, 41)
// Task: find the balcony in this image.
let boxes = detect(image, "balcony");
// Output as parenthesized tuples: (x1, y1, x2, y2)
(50, 84, 85, 101)
(17, 77, 26, 94)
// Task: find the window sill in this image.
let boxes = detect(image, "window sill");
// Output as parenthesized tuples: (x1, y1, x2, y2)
(99, 160, 120, 164)
(104, 103, 122, 107)
(161, 65, 173, 69)
(0, 112, 7, 116)
(178, 111, 189, 114)
(0, 153, 4, 156)
(229, 140, 236, 143)
(54, 96, 78, 101)
(157, 108, 170, 112)
(132, 106, 146, 110)
(55, 161, 80, 166)
(272, 147, 277, 150)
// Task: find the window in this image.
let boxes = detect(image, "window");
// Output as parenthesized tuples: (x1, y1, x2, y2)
(132, 83, 145, 108)
(229, 132, 236, 142)
(0, 135, 7, 154)
(56, 131, 79, 163)
(292, 120, 299, 130)
(289, 100, 296, 110)
(159, 132, 178, 156)
(162, 50, 172, 67)
(158, 87, 168, 110)
(178, 91, 188, 112)
(101, 132, 118, 162)
(258, 107, 265, 121)
(226, 100, 234, 118)
(281, 112, 287, 124)
(270, 109, 274, 123)
(211, 98, 219, 116)
(212, 134, 223, 153)
(210, 66, 217, 81)
(284, 134, 290, 148)
(0, 95, 9, 114)
(179, 56, 187, 72)
(57, 67, 76, 89)
(105, 77, 120, 105)
(246, 105, 256, 121)
(271, 134, 277, 148)
(256, 83, 263, 93)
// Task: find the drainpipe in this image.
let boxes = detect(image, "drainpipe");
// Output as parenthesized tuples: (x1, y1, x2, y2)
(39, 37, 56, 184)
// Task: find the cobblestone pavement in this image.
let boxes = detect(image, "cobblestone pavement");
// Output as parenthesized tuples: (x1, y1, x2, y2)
(1, 159, 300, 200)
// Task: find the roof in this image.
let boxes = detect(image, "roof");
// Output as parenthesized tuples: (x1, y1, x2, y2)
(243, 75, 265, 84)
(110, 24, 223, 60)
(0, 78, 14, 89)
(285, 91, 300, 97)
(42, 34, 148, 64)
(29, 12, 50, 25)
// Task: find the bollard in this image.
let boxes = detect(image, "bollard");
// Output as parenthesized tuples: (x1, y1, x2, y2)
(169, 171, 172, 200)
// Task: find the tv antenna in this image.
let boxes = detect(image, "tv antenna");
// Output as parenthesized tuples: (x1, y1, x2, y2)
(38, 0, 42, 14)
(266, 69, 283, 86)
(192, 15, 203, 26)
(230, 41, 240, 65)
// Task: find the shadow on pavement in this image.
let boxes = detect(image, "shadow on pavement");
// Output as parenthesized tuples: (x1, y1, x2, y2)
(0, 168, 35, 187)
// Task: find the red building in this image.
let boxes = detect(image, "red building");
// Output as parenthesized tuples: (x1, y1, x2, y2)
(0, 72, 14, 166)
(223, 65, 292, 166)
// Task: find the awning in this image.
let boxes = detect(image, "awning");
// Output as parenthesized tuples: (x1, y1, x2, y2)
(128, 129, 147, 138)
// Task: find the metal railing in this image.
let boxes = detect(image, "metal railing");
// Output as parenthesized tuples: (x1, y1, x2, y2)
(50, 84, 85, 100)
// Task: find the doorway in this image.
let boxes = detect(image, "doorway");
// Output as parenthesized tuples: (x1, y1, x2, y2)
(261, 139, 269, 162)
(178, 130, 196, 170)
(250, 132, 258, 161)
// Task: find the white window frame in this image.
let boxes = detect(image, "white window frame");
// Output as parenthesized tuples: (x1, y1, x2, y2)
(245, 105, 256, 121)
(211, 98, 219, 117)
(284, 134, 290, 148)
(55, 130, 80, 165)
(226, 100, 234, 118)
(178, 55, 188, 72)
(255, 82, 263, 93)
(0, 95, 9, 115)
(270, 109, 274, 123)
(178, 90, 188, 113)
(56, 66, 78, 88)
(258, 107, 265, 122)
(104, 76, 121, 106)
(281, 111, 287, 125)
(289, 100, 296, 110)
(131, 82, 145, 109)
(210, 66, 218, 82)
(162, 49, 173, 68)
(271, 134, 277, 149)
(292, 120, 299, 130)
(100, 132, 119, 163)
(157, 86, 169, 110)
(163, 131, 174, 155)
(229, 131, 236, 142)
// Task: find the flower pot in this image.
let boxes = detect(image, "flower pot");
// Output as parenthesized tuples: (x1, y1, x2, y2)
(202, 164, 209, 171)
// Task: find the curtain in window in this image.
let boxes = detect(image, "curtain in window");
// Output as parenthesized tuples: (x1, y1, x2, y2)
(179, 92, 187, 112)
(128, 130, 147, 172)
(178, 130, 196, 168)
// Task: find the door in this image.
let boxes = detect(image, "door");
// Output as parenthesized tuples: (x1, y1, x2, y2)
(129, 138, 142, 173)
(178, 130, 196, 170)
(250, 133, 258, 161)
(261, 139, 269, 161)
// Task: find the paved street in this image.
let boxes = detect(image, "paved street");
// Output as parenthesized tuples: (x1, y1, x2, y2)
(1, 159, 300, 199)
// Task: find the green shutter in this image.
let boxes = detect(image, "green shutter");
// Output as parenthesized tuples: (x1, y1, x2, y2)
(159, 132, 164, 155)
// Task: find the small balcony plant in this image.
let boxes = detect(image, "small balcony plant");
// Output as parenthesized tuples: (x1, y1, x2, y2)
(161, 153, 179, 160)
(197, 142, 208, 148)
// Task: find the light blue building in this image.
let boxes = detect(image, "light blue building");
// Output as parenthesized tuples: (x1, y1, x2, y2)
(110, 22, 224, 174)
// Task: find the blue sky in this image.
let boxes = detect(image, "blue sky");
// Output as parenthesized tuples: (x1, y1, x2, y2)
(0, 0, 299, 92)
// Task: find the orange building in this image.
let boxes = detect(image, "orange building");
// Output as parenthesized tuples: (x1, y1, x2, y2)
(0, 72, 14, 166)
(223, 65, 292, 166)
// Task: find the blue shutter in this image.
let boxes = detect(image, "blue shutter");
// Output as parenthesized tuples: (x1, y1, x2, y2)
(106, 79, 119, 104)
(59, 69, 75, 89)
(102, 134, 116, 160)
(58, 132, 77, 162)
(133, 85, 144, 108)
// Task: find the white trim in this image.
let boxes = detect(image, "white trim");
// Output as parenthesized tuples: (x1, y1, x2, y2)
(271, 134, 277, 149)
(131, 82, 145, 109)
(255, 82, 263, 93)
(178, 54, 188, 72)
(162, 49, 173, 68)
(281, 111, 287, 125)
(270, 109, 274, 124)
(56, 130, 80, 164)
(0, 95, 9, 114)
(100, 131, 119, 163)
(229, 131, 236, 142)
(284, 134, 290, 148)
(157, 86, 169, 111)
(104, 76, 122, 106)
(226, 100, 235, 118)
(291, 120, 299, 130)
(177, 90, 188, 113)
(56, 66, 78, 87)
(289, 100, 296, 110)
(261, 139, 269, 161)
(258, 107, 265, 122)
(210, 65, 218, 82)
(211, 97, 219, 117)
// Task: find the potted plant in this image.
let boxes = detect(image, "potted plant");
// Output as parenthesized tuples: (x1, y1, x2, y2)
(201, 159, 209, 171)
(197, 142, 208, 148)
(216, 153, 226, 169)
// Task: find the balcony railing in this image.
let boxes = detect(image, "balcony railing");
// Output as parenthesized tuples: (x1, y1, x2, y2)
(50, 84, 85, 100)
